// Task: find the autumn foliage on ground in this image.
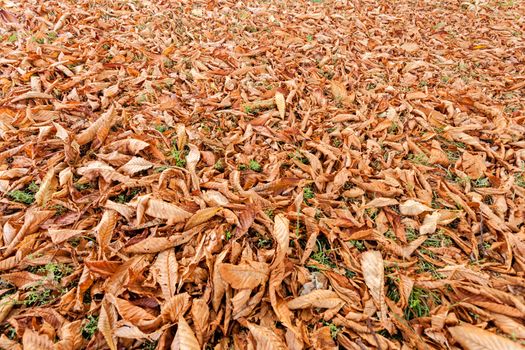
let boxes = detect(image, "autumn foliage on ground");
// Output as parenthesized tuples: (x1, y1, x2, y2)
(0, 0, 524, 349)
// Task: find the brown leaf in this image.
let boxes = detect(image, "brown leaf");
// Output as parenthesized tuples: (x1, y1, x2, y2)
(154, 249, 178, 300)
(287, 290, 344, 310)
(144, 198, 192, 225)
(247, 323, 288, 350)
(218, 261, 270, 289)
(95, 210, 118, 258)
(171, 316, 200, 350)
(184, 207, 222, 230)
(99, 298, 118, 350)
(449, 325, 523, 350)
(161, 293, 191, 323)
(22, 329, 53, 350)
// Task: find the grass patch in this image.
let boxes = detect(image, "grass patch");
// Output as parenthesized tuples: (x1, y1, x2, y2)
(8, 181, 39, 204)
(82, 315, 98, 339)
(472, 177, 490, 188)
(405, 287, 441, 320)
(308, 238, 336, 269)
(249, 160, 262, 172)
(323, 321, 341, 339)
(155, 124, 168, 132)
(170, 148, 186, 167)
(515, 173, 525, 188)
(386, 276, 400, 302)
(407, 153, 430, 166)
(214, 159, 225, 172)
(349, 240, 365, 251)
(423, 231, 452, 247)
(303, 186, 315, 200)
(8, 33, 17, 42)
(24, 286, 54, 306)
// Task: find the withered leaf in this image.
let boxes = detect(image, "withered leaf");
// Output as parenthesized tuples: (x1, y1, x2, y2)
(449, 325, 522, 350)
(219, 261, 270, 289)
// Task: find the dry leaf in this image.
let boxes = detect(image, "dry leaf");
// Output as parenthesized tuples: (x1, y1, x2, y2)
(219, 261, 270, 289)
(171, 316, 200, 350)
(275, 91, 286, 119)
(399, 199, 433, 216)
(449, 325, 523, 350)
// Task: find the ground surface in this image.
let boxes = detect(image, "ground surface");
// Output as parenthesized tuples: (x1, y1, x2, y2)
(0, 0, 525, 349)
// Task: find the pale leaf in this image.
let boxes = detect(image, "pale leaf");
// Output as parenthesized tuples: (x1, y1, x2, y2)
(145, 198, 192, 225)
(399, 199, 433, 216)
(287, 290, 343, 310)
(47, 229, 85, 245)
(492, 314, 525, 339)
(275, 91, 286, 119)
(118, 156, 154, 175)
(366, 197, 399, 208)
(95, 210, 118, 258)
(191, 299, 209, 346)
(272, 214, 290, 258)
(419, 212, 441, 235)
(124, 236, 177, 254)
(114, 297, 157, 325)
(0, 292, 18, 323)
(76, 105, 116, 147)
(34, 166, 57, 207)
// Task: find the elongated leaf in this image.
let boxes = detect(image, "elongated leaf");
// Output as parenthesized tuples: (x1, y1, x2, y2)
(449, 325, 523, 350)
(287, 290, 343, 310)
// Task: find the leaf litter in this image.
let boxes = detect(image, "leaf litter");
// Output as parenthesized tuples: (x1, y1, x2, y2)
(0, 0, 524, 349)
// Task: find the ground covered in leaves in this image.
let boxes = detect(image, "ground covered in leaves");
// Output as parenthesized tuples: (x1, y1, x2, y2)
(0, 0, 525, 349)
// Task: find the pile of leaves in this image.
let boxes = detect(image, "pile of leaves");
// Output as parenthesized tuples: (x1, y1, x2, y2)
(0, 0, 524, 349)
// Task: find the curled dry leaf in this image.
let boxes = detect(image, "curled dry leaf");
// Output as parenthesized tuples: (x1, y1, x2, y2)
(2, 0, 525, 348)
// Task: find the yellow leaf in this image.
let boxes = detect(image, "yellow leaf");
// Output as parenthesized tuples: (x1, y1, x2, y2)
(275, 91, 286, 119)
